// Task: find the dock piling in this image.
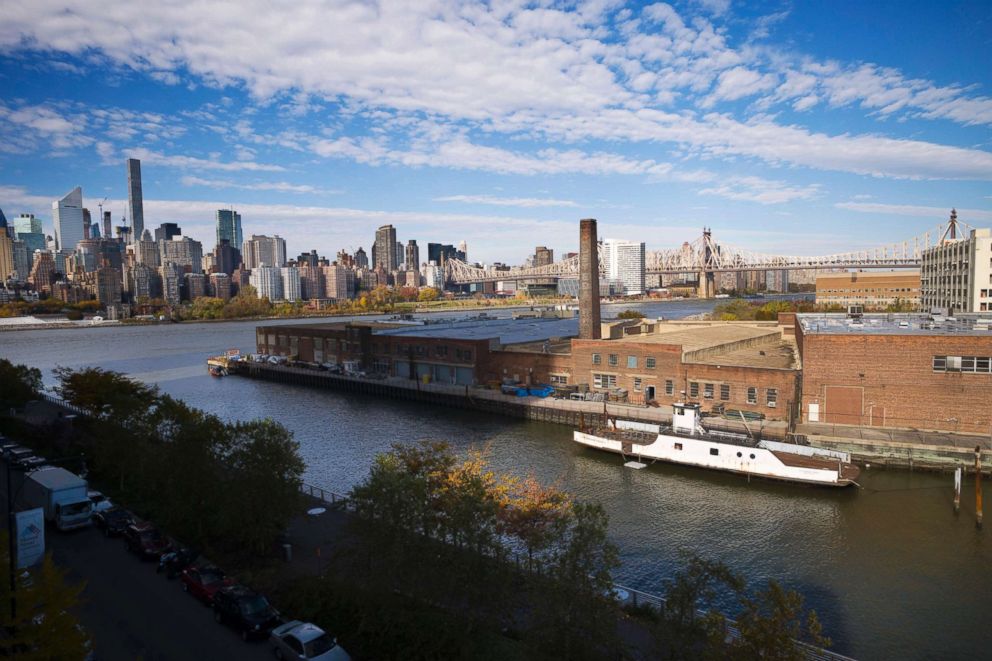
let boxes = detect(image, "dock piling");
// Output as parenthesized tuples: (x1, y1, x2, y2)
(976, 446, 983, 529)
(953, 466, 961, 514)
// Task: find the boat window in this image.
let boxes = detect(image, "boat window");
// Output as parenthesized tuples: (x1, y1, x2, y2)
(674, 443, 683, 450)
(736, 451, 742, 457)
(749, 454, 756, 459)
(709, 448, 719, 456)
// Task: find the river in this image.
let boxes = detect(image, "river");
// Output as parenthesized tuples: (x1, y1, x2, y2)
(1, 296, 988, 660)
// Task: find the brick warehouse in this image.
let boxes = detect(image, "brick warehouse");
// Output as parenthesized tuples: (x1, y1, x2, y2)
(796, 313, 992, 433)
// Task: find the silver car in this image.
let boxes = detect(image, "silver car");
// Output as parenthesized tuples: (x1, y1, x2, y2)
(270, 621, 351, 661)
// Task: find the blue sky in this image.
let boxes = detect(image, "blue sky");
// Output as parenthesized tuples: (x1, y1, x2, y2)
(1, 0, 990, 263)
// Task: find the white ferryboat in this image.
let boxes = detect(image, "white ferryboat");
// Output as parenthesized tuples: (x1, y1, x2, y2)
(573, 403, 860, 488)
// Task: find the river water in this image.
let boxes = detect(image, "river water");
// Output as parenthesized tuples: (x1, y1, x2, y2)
(1, 298, 988, 660)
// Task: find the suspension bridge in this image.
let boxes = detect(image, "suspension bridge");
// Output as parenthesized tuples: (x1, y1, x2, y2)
(444, 211, 968, 298)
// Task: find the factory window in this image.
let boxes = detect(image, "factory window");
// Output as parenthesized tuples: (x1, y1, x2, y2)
(767, 389, 778, 408)
(609, 354, 618, 366)
(593, 373, 617, 389)
(592, 353, 601, 365)
(704, 383, 714, 399)
(720, 384, 730, 401)
(627, 356, 637, 369)
(633, 378, 642, 391)
(646, 356, 656, 369)
(665, 380, 674, 396)
(747, 387, 757, 404)
(977, 357, 991, 373)
(549, 374, 568, 385)
(689, 382, 699, 398)
(463, 349, 472, 361)
(435, 345, 448, 357)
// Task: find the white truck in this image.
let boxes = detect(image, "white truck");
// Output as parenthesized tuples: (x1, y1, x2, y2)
(21, 467, 93, 531)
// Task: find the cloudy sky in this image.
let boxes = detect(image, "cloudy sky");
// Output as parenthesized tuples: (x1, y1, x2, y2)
(1, 0, 990, 263)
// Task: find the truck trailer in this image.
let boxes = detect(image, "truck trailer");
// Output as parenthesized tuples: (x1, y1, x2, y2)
(21, 467, 93, 531)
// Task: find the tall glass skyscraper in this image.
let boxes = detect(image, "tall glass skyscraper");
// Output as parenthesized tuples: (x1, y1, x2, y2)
(127, 158, 145, 244)
(53, 186, 85, 252)
(216, 209, 243, 250)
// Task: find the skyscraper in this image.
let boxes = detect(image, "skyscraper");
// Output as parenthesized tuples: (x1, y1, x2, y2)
(127, 158, 145, 244)
(216, 209, 243, 253)
(53, 186, 85, 252)
(159, 236, 204, 273)
(0, 207, 7, 238)
(0, 232, 14, 281)
(374, 225, 397, 272)
(601, 238, 646, 296)
(354, 247, 368, 269)
(243, 235, 286, 269)
(405, 240, 420, 273)
(13, 214, 45, 254)
(154, 223, 181, 243)
(102, 211, 112, 241)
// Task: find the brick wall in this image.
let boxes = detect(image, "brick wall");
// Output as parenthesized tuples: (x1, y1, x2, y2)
(799, 329, 992, 432)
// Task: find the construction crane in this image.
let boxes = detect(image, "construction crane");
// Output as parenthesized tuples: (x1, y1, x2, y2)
(97, 197, 108, 217)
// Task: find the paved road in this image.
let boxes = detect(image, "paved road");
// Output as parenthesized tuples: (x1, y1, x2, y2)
(2, 467, 272, 661)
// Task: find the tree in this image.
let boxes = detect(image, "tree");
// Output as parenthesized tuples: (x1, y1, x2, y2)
(728, 580, 830, 661)
(501, 475, 571, 570)
(617, 309, 645, 319)
(53, 366, 158, 423)
(0, 359, 42, 410)
(0, 536, 89, 660)
(417, 287, 439, 302)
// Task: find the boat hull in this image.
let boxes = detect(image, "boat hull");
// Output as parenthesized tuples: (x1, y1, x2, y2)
(574, 430, 858, 488)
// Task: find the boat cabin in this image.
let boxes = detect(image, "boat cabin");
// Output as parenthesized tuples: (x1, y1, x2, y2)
(672, 403, 704, 436)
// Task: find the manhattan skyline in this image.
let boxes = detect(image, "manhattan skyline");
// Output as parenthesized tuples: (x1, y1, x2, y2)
(1, 0, 991, 263)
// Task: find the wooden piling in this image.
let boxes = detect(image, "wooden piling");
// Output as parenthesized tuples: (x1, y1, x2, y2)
(976, 446, 983, 529)
(953, 466, 961, 514)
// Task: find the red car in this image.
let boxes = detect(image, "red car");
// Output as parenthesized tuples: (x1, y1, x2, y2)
(180, 565, 233, 605)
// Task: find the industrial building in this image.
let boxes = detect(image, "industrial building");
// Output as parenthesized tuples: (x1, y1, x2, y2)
(815, 270, 920, 308)
(920, 223, 992, 313)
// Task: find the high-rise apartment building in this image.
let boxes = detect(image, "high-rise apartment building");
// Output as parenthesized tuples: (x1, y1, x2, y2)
(299, 263, 324, 300)
(281, 266, 301, 302)
(243, 235, 287, 269)
(160, 262, 182, 305)
(136, 230, 160, 267)
(601, 238, 646, 296)
(374, 225, 398, 272)
(11, 241, 30, 281)
(102, 211, 112, 240)
(127, 158, 144, 244)
(250, 264, 283, 301)
(323, 265, 355, 300)
(183, 273, 207, 301)
(212, 239, 240, 275)
(53, 186, 85, 252)
(534, 246, 554, 267)
(216, 209, 243, 255)
(354, 247, 369, 269)
(0, 232, 14, 281)
(154, 223, 181, 243)
(29, 251, 57, 294)
(405, 240, 420, 273)
(13, 214, 45, 255)
(921, 224, 992, 313)
(127, 263, 162, 300)
(95, 264, 123, 305)
(159, 236, 203, 273)
(209, 272, 232, 301)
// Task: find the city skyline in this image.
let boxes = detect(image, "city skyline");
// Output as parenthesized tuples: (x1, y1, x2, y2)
(1, 1, 991, 263)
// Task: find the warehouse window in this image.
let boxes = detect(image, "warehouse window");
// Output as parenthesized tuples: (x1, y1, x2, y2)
(720, 384, 730, 401)
(747, 387, 757, 404)
(627, 356, 637, 369)
(646, 357, 656, 369)
(689, 382, 699, 398)
(704, 383, 714, 399)
(592, 353, 601, 365)
(593, 373, 617, 389)
(549, 374, 568, 385)
(609, 354, 618, 367)
(633, 378, 642, 391)
(767, 389, 778, 408)
(665, 380, 674, 396)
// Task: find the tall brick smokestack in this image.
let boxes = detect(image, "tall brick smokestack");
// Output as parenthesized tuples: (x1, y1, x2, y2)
(579, 218, 601, 339)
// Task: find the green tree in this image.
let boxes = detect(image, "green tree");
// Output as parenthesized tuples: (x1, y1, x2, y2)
(617, 309, 646, 319)
(0, 359, 42, 410)
(417, 287, 439, 302)
(728, 580, 830, 661)
(0, 537, 89, 660)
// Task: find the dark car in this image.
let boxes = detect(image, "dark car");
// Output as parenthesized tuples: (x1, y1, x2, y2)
(3, 447, 34, 468)
(180, 565, 233, 605)
(213, 585, 281, 641)
(123, 522, 172, 560)
(93, 507, 132, 537)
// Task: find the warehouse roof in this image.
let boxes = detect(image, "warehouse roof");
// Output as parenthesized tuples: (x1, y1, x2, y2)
(612, 323, 780, 352)
(798, 313, 992, 337)
(374, 316, 579, 345)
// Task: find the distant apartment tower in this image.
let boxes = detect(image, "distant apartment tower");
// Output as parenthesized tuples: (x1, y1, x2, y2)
(921, 224, 992, 313)
(13, 214, 45, 254)
(127, 158, 144, 244)
(53, 186, 85, 252)
(216, 209, 243, 255)
(374, 225, 398, 272)
(405, 240, 420, 273)
(136, 230, 160, 267)
(250, 264, 283, 301)
(243, 235, 286, 270)
(160, 262, 182, 305)
(534, 246, 554, 267)
(353, 247, 369, 269)
(159, 236, 203, 273)
(127, 263, 162, 300)
(323, 265, 355, 300)
(154, 223, 181, 243)
(102, 210, 112, 240)
(0, 232, 14, 281)
(183, 272, 207, 301)
(209, 272, 232, 301)
(281, 266, 301, 302)
(601, 238, 646, 296)
(299, 263, 324, 300)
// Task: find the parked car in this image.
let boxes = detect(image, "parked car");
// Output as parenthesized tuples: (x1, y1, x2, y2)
(88, 490, 113, 513)
(123, 522, 172, 560)
(270, 621, 351, 660)
(180, 565, 233, 605)
(93, 506, 133, 536)
(213, 585, 281, 641)
(3, 446, 35, 467)
(17, 456, 49, 472)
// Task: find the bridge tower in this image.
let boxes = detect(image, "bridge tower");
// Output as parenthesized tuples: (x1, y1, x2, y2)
(697, 227, 716, 299)
(579, 218, 601, 339)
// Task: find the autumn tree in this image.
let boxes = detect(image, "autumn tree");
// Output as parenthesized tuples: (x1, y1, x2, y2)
(617, 309, 646, 319)
(0, 359, 42, 410)
(728, 580, 830, 661)
(417, 287, 439, 302)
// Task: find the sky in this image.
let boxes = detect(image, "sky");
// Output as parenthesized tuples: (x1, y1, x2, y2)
(1, 0, 990, 264)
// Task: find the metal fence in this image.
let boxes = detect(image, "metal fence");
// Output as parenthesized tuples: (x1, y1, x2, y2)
(299, 481, 352, 509)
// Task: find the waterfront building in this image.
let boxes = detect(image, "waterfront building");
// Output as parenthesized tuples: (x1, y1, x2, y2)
(159, 236, 203, 273)
(209, 272, 232, 301)
(243, 234, 286, 270)
(359, 268, 378, 291)
(601, 238, 646, 296)
(53, 186, 85, 252)
(920, 223, 992, 313)
(422, 262, 443, 290)
(13, 214, 46, 254)
(374, 225, 398, 272)
(51, 280, 87, 304)
(250, 264, 283, 301)
(154, 223, 181, 243)
(765, 270, 790, 293)
(797, 312, 992, 433)
(405, 241, 420, 274)
(281, 266, 301, 302)
(183, 272, 207, 301)
(816, 271, 920, 309)
(126, 158, 144, 244)
(160, 262, 182, 305)
(215, 209, 243, 255)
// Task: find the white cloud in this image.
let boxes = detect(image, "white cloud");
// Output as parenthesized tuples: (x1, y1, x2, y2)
(121, 147, 285, 172)
(835, 202, 992, 223)
(434, 194, 580, 208)
(179, 176, 340, 194)
(698, 176, 820, 204)
(705, 67, 777, 105)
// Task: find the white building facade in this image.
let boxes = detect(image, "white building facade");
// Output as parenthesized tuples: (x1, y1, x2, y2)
(250, 264, 283, 301)
(280, 266, 301, 302)
(601, 238, 646, 296)
(921, 227, 992, 313)
(53, 186, 85, 253)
